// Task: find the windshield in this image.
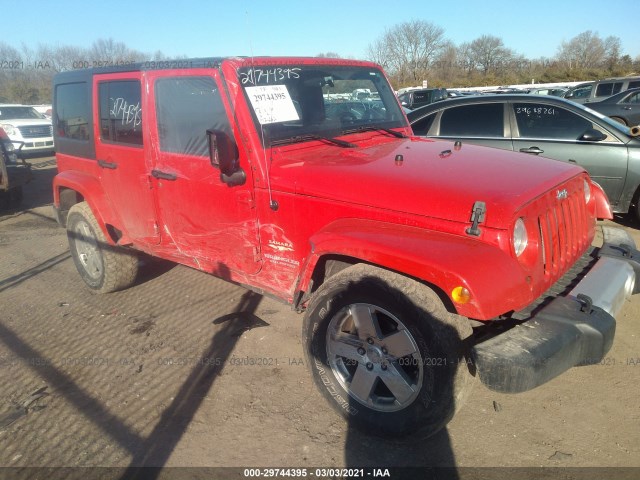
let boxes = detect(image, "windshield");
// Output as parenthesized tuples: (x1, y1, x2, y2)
(580, 103, 633, 136)
(238, 65, 407, 144)
(0, 106, 46, 120)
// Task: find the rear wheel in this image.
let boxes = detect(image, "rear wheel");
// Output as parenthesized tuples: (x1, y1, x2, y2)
(66, 202, 138, 293)
(610, 116, 627, 126)
(303, 264, 473, 437)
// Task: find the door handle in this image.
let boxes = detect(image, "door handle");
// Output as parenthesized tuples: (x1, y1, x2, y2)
(97, 159, 118, 169)
(519, 147, 544, 155)
(151, 169, 177, 181)
(623, 106, 632, 110)
(568, 159, 577, 163)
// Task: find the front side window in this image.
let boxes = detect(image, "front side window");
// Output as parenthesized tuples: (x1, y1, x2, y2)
(514, 103, 592, 140)
(55, 83, 89, 140)
(625, 92, 640, 104)
(439, 103, 503, 137)
(99, 80, 143, 146)
(238, 65, 406, 145)
(155, 76, 231, 156)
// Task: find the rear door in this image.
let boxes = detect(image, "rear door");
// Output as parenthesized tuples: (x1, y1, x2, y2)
(93, 73, 159, 244)
(510, 100, 628, 205)
(146, 70, 261, 274)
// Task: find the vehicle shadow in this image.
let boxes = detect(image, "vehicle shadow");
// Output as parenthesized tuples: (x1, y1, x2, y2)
(120, 288, 266, 477)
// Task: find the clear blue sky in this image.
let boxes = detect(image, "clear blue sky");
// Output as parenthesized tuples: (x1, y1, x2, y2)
(4, 0, 640, 61)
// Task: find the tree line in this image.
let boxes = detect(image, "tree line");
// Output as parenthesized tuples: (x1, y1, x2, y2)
(0, 39, 171, 104)
(1, 27, 639, 104)
(367, 22, 640, 89)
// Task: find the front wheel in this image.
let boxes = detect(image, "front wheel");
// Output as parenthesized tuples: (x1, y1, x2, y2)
(66, 202, 139, 293)
(303, 264, 474, 437)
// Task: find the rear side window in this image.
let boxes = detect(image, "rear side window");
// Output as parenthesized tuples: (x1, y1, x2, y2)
(628, 81, 640, 89)
(595, 82, 622, 98)
(439, 103, 503, 137)
(155, 76, 231, 156)
(98, 80, 143, 146)
(514, 103, 592, 140)
(411, 113, 437, 135)
(55, 82, 90, 141)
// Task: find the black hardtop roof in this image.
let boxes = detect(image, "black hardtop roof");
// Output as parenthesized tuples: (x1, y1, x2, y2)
(53, 57, 229, 83)
(52, 55, 370, 84)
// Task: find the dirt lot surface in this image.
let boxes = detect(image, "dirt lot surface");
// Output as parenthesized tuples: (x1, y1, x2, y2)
(1, 156, 639, 479)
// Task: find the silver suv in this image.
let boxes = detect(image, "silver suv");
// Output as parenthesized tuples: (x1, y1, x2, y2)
(564, 76, 640, 104)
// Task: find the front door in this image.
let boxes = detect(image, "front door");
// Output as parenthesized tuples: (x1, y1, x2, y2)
(93, 73, 159, 244)
(146, 70, 261, 275)
(510, 101, 628, 206)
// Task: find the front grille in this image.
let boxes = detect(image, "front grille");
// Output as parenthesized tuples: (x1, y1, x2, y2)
(17, 125, 53, 138)
(538, 187, 590, 278)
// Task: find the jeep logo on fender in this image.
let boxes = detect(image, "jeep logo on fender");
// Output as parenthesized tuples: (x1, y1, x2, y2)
(556, 189, 568, 200)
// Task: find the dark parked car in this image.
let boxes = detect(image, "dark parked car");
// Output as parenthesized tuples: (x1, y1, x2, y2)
(586, 88, 640, 126)
(397, 88, 447, 110)
(408, 95, 640, 220)
(0, 126, 31, 208)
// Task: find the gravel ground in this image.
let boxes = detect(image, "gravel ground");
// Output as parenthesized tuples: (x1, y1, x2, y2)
(0, 156, 639, 479)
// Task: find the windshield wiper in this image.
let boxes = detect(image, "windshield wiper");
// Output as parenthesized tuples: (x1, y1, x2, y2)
(272, 134, 357, 148)
(343, 126, 408, 138)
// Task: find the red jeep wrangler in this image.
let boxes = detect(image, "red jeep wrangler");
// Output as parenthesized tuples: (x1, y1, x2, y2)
(52, 57, 638, 436)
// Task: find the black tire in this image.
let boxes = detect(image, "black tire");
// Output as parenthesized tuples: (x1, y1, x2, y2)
(66, 202, 139, 293)
(303, 264, 473, 437)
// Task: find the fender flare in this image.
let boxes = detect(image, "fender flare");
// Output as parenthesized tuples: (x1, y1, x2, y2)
(295, 219, 531, 320)
(53, 170, 126, 245)
(590, 180, 612, 220)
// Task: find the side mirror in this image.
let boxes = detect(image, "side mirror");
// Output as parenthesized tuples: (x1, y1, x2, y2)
(580, 128, 607, 142)
(207, 129, 246, 186)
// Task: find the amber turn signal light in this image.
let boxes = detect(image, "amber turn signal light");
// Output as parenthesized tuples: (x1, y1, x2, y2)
(451, 286, 471, 304)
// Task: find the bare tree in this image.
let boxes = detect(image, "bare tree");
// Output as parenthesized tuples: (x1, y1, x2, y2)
(367, 20, 446, 86)
(466, 35, 515, 75)
(556, 31, 621, 70)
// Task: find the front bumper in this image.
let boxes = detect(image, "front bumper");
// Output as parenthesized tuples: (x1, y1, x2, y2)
(471, 226, 636, 393)
(16, 138, 55, 152)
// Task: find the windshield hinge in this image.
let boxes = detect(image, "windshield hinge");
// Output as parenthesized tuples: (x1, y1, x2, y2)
(466, 201, 486, 237)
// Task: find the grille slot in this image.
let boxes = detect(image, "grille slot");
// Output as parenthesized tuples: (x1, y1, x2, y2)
(17, 125, 53, 138)
(538, 188, 589, 277)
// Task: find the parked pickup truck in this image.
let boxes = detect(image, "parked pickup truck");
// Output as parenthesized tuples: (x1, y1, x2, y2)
(0, 126, 31, 208)
(52, 57, 638, 437)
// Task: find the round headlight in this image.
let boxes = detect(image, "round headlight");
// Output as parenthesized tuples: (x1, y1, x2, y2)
(584, 179, 591, 203)
(513, 218, 528, 257)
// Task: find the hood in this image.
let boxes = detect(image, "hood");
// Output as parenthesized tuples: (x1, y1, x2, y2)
(269, 136, 585, 228)
(0, 118, 51, 127)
